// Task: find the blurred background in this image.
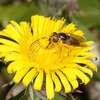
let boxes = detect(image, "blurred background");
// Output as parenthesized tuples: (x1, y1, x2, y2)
(0, 0, 100, 100)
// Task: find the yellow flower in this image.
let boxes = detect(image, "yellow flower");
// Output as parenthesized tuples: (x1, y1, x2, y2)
(0, 15, 97, 99)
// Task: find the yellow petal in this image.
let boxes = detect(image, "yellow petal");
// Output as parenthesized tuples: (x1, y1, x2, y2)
(7, 61, 26, 73)
(4, 53, 19, 62)
(34, 70, 43, 90)
(61, 68, 78, 89)
(51, 73, 61, 92)
(1, 23, 20, 42)
(13, 67, 30, 83)
(73, 30, 84, 36)
(81, 41, 95, 45)
(31, 15, 41, 40)
(0, 38, 18, 49)
(0, 45, 16, 53)
(46, 73, 54, 99)
(22, 69, 37, 86)
(74, 58, 97, 71)
(72, 69, 90, 84)
(63, 23, 76, 33)
(62, 68, 76, 80)
(10, 21, 21, 32)
(70, 80, 78, 90)
(75, 64, 93, 77)
(56, 70, 71, 93)
(53, 19, 64, 32)
(7, 62, 20, 73)
(81, 46, 93, 52)
(78, 52, 96, 58)
(20, 22, 32, 37)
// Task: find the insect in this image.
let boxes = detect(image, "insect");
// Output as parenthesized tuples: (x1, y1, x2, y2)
(48, 32, 85, 47)
(30, 31, 85, 53)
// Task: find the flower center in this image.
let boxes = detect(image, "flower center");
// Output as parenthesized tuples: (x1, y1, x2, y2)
(29, 40, 70, 72)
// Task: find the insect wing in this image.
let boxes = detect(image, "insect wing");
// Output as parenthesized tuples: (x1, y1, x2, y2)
(71, 34, 85, 42)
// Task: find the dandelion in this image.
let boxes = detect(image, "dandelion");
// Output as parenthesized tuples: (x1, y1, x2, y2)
(0, 15, 97, 99)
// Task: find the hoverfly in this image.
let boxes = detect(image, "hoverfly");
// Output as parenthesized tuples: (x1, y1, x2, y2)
(30, 31, 85, 53)
(48, 32, 85, 47)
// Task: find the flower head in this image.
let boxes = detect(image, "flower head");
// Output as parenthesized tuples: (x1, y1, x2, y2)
(0, 15, 97, 99)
